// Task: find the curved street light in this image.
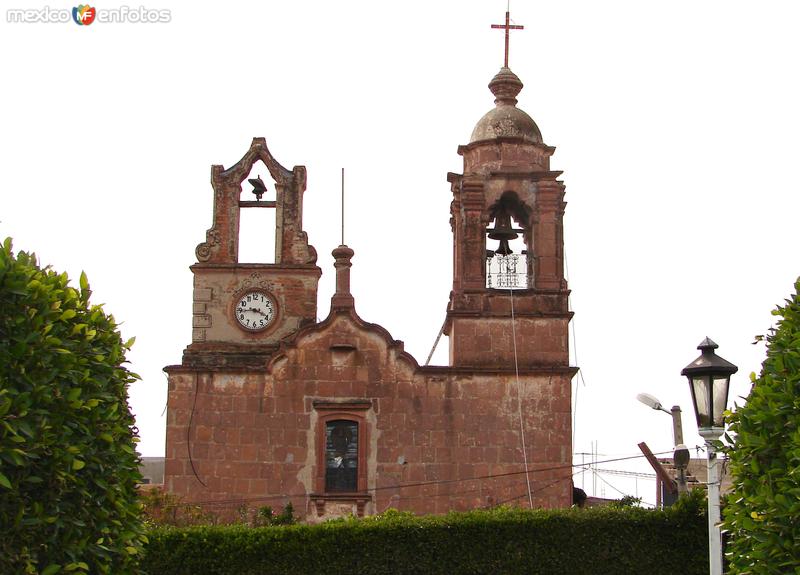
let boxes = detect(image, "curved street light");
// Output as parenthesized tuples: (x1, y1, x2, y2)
(636, 392, 684, 446)
(636, 392, 688, 498)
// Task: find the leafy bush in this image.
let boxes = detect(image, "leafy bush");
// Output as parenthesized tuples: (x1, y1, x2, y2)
(141, 487, 296, 528)
(673, 486, 706, 516)
(0, 238, 146, 574)
(140, 486, 216, 527)
(236, 502, 296, 527)
(271, 502, 295, 526)
(608, 494, 643, 509)
(723, 278, 800, 574)
(142, 504, 708, 575)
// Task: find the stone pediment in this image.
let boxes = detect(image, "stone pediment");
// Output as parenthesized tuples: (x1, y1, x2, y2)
(267, 307, 420, 380)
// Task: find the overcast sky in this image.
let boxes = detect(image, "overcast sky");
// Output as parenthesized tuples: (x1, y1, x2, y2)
(2, 1, 798, 505)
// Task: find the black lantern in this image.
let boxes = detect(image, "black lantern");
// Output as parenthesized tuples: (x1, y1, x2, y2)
(681, 337, 738, 430)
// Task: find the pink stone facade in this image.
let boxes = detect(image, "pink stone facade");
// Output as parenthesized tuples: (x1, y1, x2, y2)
(166, 310, 574, 519)
(165, 66, 576, 520)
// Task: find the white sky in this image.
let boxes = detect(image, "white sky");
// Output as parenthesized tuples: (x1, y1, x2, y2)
(2, 1, 799, 506)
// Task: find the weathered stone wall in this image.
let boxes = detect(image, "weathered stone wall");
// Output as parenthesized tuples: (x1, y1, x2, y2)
(188, 265, 320, 347)
(448, 315, 570, 368)
(165, 311, 573, 520)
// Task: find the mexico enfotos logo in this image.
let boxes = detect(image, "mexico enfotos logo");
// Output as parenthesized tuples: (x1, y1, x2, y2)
(7, 5, 171, 24)
(73, 5, 95, 25)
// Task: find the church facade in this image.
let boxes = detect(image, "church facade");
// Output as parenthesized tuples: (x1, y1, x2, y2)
(164, 62, 576, 520)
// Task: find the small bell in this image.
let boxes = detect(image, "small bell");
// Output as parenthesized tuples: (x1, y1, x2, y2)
(487, 212, 518, 255)
(248, 175, 267, 201)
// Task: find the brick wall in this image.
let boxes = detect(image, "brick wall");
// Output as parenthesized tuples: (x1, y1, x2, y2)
(165, 309, 574, 520)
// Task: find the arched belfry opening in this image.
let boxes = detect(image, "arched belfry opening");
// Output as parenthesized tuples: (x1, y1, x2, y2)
(485, 192, 531, 289)
(237, 161, 277, 264)
(194, 137, 317, 268)
(186, 137, 320, 359)
(445, 62, 570, 369)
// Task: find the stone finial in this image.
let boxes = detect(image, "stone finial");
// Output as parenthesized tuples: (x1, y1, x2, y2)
(331, 245, 355, 309)
(470, 67, 542, 144)
(489, 67, 523, 106)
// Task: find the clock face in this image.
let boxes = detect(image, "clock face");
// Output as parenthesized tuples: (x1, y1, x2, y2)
(234, 290, 276, 332)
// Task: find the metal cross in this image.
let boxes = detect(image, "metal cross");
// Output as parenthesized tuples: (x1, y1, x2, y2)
(491, 11, 524, 68)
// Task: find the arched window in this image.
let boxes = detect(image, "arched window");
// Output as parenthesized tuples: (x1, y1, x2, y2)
(485, 193, 532, 289)
(311, 401, 371, 516)
(324, 419, 359, 492)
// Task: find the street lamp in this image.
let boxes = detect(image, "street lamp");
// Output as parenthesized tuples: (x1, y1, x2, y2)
(636, 392, 685, 445)
(636, 393, 689, 499)
(681, 337, 738, 575)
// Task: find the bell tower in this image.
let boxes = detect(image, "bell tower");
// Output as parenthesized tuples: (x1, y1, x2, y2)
(183, 137, 320, 368)
(445, 65, 570, 369)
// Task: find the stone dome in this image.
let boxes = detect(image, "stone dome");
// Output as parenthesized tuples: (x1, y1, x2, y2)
(469, 67, 542, 144)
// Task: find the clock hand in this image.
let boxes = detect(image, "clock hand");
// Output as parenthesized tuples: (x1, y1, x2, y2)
(248, 307, 268, 317)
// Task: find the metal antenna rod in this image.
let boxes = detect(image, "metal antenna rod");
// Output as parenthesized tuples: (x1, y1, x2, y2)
(341, 168, 345, 245)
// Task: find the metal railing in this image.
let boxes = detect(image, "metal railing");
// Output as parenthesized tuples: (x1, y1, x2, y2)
(486, 253, 530, 289)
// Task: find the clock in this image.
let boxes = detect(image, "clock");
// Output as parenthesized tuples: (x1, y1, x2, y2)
(234, 290, 276, 332)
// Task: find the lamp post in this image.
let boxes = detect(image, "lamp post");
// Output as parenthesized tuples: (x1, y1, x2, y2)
(636, 393, 689, 497)
(681, 337, 738, 575)
(636, 392, 685, 445)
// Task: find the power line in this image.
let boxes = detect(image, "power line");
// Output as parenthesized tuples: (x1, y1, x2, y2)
(178, 450, 675, 509)
(489, 473, 575, 508)
(509, 286, 533, 508)
(592, 469, 630, 499)
(594, 468, 657, 479)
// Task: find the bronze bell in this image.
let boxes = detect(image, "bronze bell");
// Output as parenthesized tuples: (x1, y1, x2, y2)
(248, 175, 267, 201)
(487, 212, 518, 255)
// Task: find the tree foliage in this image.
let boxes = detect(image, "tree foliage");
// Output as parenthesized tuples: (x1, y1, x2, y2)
(0, 238, 146, 574)
(723, 278, 800, 574)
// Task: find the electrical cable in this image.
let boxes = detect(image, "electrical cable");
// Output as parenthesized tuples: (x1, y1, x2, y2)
(389, 478, 498, 503)
(564, 248, 587, 455)
(487, 473, 575, 508)
(424, 315, 448, 366)
(378, 464, 586, 506)
(509, 285, 533, 508)
(180, 449, 675, 509)
(187, 373, 207, 487)
(591, 469, 629, 499)
(189, 450, 674, 507)
(160, 372, 169, 417)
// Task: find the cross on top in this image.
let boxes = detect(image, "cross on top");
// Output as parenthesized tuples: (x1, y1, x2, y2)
(491, 11, 524, 68)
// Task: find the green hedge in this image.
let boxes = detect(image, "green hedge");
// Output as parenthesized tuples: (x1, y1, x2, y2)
(142, 504, 708, 575)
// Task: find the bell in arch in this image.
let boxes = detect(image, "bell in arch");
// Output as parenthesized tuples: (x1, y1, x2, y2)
(487, 211, 518, 256)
